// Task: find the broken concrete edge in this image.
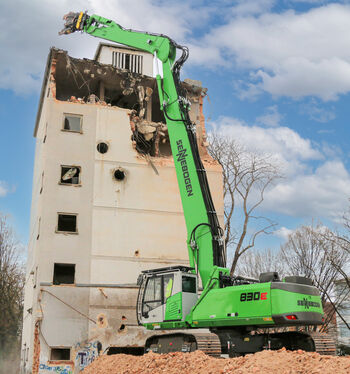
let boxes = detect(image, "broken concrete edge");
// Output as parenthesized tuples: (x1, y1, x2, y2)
(34, 48, 53, 138)
(34, 47, 207, 138)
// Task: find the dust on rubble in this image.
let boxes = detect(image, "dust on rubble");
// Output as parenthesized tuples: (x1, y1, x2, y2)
(81, 349, 350, 374)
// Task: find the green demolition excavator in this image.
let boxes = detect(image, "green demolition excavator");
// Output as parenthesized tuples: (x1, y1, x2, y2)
(60, 12, 329, 357)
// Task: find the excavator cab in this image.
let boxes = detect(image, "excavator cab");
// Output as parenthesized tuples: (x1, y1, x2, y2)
(136, 266, 198, 326)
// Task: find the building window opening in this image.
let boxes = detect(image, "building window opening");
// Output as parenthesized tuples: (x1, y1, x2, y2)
(63, 115, 82, 132)
(112, 51, 143, 74)
(50, 348, 71, 360)
(60, 166, 81, 185)
(57, 213, 77, 233)
(53, 263, 75, 285)
(114, 169, 125, 181)
(97, 142, 109, 154)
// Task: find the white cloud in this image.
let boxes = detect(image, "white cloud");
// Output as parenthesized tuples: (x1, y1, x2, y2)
(4, 1, 350, 102)
(0, 0, 209, 94)
(213, 116, 321, 176)
(213, 117, 350, 221)
(256, 105, 282, 127)
(230, 0, 275, 16)
(192, 3, 350, 100)
(265, 160, 350, 219)
(274, 226, 293, 240)
(301, 99, 336, 123)
(0, 181, 14, 197)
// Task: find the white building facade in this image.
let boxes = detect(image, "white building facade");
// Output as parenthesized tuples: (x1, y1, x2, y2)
(21, 44, 224, 373)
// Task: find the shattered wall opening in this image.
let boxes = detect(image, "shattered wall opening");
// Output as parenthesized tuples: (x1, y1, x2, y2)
(49, 48, 209, 159)
(60, 166, 81, 185)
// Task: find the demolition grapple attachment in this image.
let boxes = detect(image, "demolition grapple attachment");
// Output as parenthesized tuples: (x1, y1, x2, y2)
(59, 12, 89, 35)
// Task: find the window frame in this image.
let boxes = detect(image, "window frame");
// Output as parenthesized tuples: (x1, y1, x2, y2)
(50, 347, 71, 361)
(142, 275, 163, 316)
(53, 263, 76, 285)
(61, 113, 83, 134)
(142, 274, 175, 316)
(182, 275, 197, 294)
(59, 165, 82, 186)
(56, 212, 78, 234)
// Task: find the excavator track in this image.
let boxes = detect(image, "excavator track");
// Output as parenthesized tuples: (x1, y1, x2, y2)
(145, 332, 222, 357)
(194, 333, 222, 357)
(311, 333, 337, 356)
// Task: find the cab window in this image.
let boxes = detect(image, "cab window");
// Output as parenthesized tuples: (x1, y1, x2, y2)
(143, 276, 162, 315)
(182, 276, 196, 293)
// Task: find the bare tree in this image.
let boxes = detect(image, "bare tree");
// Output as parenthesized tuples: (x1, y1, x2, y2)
(0, 214, 25, 363)
(280, 223, 350, 332)
(324, 208, 350, 290)
(235, 248, 285, 280)
(208, 133, 282, 275)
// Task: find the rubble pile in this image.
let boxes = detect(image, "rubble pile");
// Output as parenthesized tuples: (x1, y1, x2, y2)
(82, 349, 350, 374)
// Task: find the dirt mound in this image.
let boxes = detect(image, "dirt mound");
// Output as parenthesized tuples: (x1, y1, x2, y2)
(82, 349, 350, 374)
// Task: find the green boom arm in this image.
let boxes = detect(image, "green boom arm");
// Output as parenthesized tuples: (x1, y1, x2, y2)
(60, 12, 228, 287)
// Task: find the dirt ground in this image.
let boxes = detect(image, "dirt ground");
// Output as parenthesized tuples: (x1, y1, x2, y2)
(82, 349, 350, 374)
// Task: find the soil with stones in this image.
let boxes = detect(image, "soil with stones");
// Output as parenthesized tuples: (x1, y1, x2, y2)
(82, 348, 350, 374)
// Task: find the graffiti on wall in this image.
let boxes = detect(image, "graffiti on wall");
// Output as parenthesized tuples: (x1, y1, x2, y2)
(75, 341, 101, 371)
(39, 363, 73, 374)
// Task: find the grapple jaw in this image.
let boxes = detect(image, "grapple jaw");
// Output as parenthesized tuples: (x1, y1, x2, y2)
(59, 11, 89, 35)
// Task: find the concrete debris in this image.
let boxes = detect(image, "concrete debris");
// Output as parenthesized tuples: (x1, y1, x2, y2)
(80, 349, 350, 374)
(48, 48, 211, 159)
(129, 110, 169, 156)
(68, 95, 110, 106)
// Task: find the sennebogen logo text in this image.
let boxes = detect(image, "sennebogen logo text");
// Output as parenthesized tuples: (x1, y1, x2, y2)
(176, 140, 193, 197)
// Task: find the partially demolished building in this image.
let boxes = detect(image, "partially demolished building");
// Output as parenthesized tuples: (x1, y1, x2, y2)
(21, 44, 224, 374)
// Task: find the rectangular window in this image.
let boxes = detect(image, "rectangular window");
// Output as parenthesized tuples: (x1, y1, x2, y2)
(57, 213, 77, 233)
(53, 263, 75, 285)
(50, 348, 71, 360)
(112, 51, 143, 74)
(60, 166, 81, 185)
(62, 114, 82, 133)
(182, 276, 196, 293)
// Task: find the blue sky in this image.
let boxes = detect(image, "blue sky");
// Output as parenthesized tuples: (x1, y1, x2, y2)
(1, 0, 350, 253)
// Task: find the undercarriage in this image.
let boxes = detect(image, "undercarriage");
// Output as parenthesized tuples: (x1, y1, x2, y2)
(145, 329, 336, 357)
